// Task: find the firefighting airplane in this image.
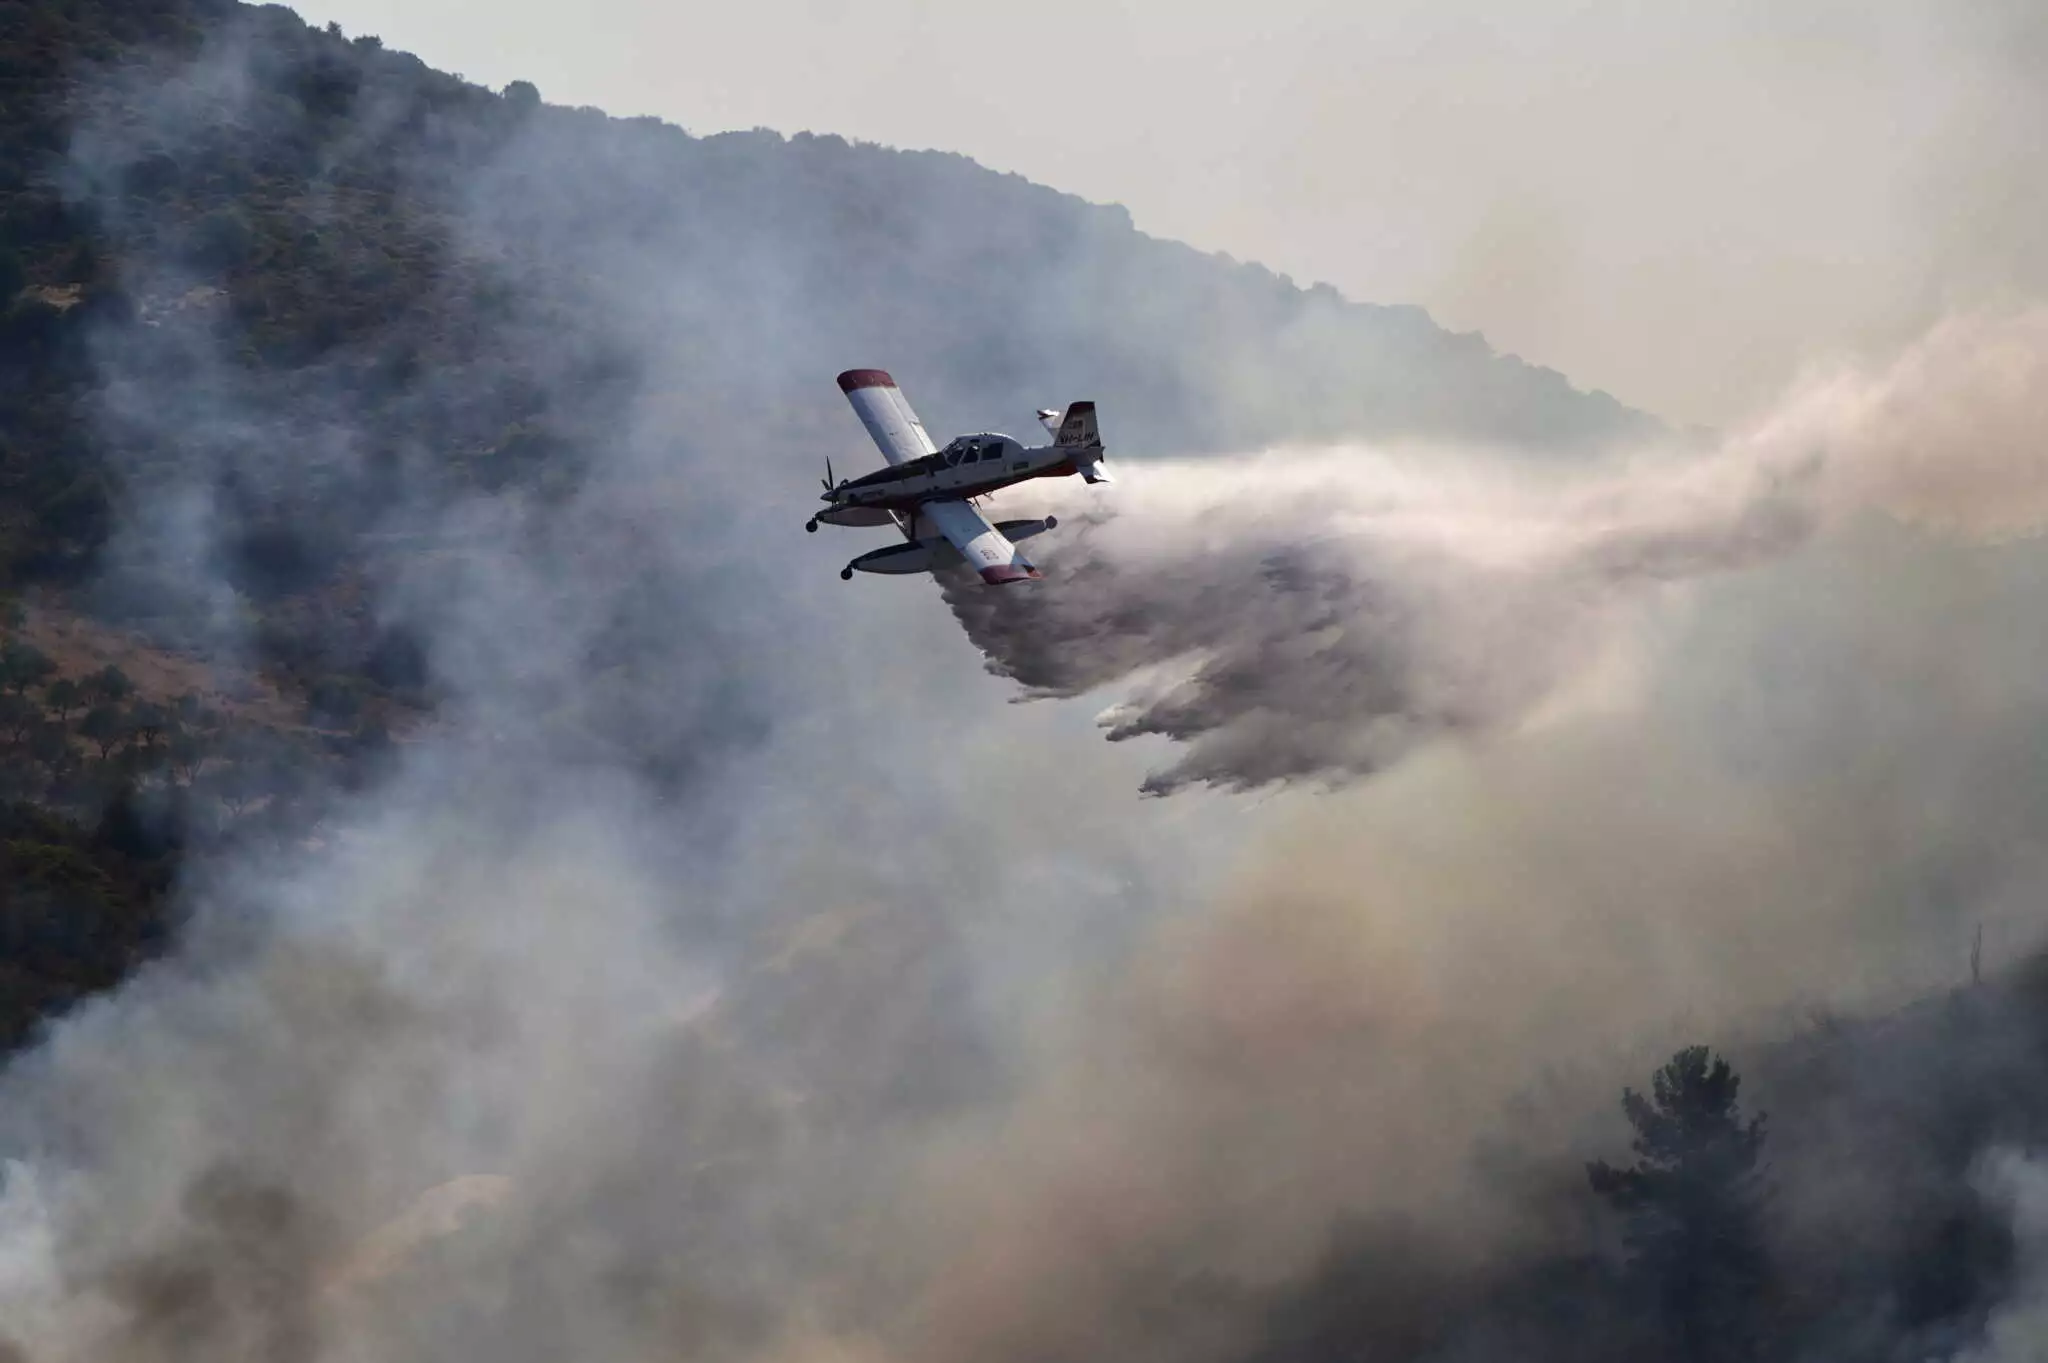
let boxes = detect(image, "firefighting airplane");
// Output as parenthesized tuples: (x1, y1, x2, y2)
(808, 369, 1110, 585)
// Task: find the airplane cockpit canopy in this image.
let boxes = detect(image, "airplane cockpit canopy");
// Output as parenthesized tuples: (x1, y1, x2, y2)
(842, 435, 1027, 490)
(941, 434, 1022, 466)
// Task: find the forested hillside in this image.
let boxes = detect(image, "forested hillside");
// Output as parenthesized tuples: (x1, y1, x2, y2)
(1249, 969, 2048, 1363)
(4, 7, 2048, 1363)
(0, 0, 1659, 1045)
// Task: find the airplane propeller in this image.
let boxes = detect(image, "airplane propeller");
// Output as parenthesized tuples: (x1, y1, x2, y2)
(808, 457, 837, 532)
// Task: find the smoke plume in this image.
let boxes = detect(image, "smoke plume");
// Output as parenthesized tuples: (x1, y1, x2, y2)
(2, 8, 2047, 1363)
(1963, 1151, 2048, 1363)
(950, 308, 2048, 793)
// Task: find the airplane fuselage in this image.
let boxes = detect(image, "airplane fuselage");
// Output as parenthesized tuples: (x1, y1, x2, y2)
(820, 434, 1083, 515)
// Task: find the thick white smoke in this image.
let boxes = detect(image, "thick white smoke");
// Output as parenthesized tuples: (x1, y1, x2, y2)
(1961, 1151, 2048, 1363)
(1, 278, 2040, 1359)
(6, 10, 2048, 1362)
(949, 308, 2048, 794)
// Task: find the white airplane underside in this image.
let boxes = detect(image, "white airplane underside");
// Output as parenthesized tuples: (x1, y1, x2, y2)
(811, 369, 1110, 586)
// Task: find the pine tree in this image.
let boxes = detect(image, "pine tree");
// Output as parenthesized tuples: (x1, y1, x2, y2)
(1588, 1046, 1770, 1363)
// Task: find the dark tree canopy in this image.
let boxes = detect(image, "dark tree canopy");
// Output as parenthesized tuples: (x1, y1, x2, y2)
(0, 641, 54, 694)
(1589, 1046, 1771, 1363)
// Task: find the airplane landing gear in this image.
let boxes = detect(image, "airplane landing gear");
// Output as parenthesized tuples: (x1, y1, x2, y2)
(806, 519, 819, 533)
(840, 566, 854, 581)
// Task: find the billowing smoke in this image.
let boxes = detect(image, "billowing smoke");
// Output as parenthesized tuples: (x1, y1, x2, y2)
(4, 8, 2048, 1363)
(1964, 1152, 2048, 1363)
(950, 309, 2048, 793)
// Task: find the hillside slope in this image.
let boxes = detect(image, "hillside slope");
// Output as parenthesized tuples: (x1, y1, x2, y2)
(0, 0, 1668, 1042)
(8, 11, 2048, 1363)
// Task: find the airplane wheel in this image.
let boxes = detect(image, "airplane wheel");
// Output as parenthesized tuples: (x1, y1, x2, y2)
(806, 520, 819, 533)
(1044, 515, 1058, 530)
(840, 567, 854, 581)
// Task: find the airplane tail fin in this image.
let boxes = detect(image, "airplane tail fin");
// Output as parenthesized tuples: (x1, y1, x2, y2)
(1052, 401, 1111, 483)
(1053, 401, 1100, 449)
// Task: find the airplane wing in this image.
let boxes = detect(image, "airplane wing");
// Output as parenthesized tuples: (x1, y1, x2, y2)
(837, 369, 938, 466)
(919, 499, 1042, 586)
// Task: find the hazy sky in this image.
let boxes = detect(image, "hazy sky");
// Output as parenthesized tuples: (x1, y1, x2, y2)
(293, 0, 2044, 428)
